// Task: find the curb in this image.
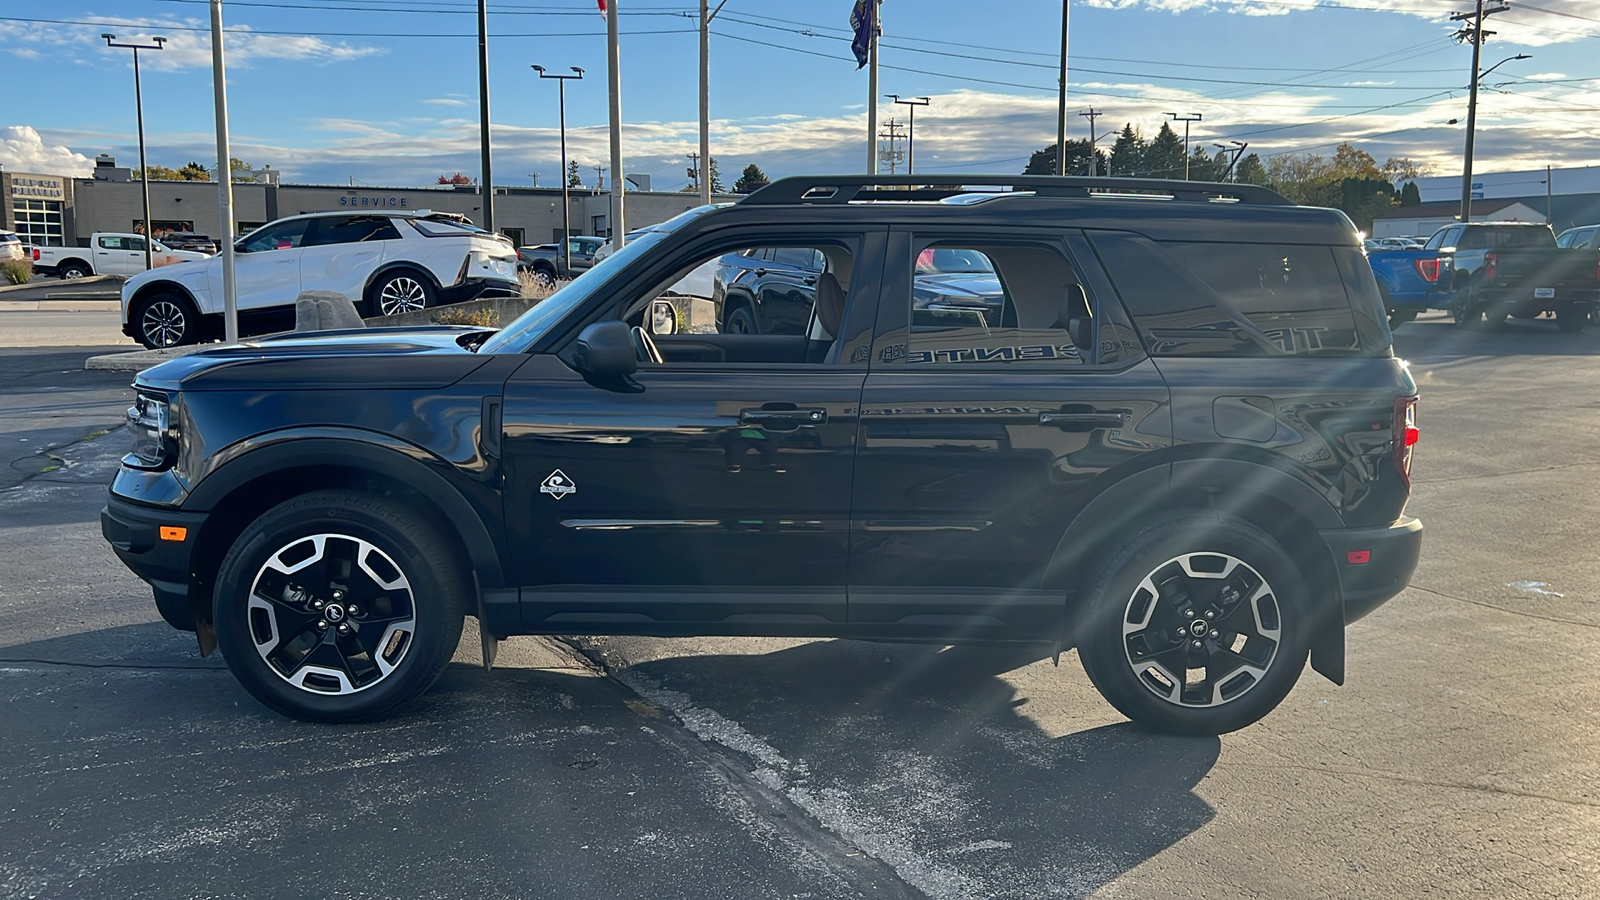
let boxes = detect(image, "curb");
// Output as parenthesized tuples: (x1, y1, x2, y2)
(85, 345, 205, 372)
(0, 274, 121, 295)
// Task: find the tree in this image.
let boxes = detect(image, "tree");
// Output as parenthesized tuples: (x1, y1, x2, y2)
(229, 157, 256, 182)
(1107, 123, 1145, 178)
(1143, 122, 1186, 180)
(568, 160, 583, 188)
(177, 161, 209, 181)
(1331, 143, 1382, 180)
(437, 172, 473, 185)
(1021, 140, 1104, 176)
(1234, 153, 1268, 186)
(134, 164, 183, 181)
(684, 157, 724, 193)
(1399, 181, 1423, 207)
(1383, 157, 1429, 184)
(708, 157, 723, 193)
(733, 163, 770, 194)
(1185, 145, 1225, 182)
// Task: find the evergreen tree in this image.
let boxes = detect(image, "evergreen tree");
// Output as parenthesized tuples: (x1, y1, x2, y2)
(178, 161, 210, 181)
(1107, 123, 1145, 178)
(1399, 181, 1422, 207)
(1185, 145, 1223, 182)
(1022, 140, 1102, 176)
(568, 160, 583, 188)
(709, 157, 723, 193)
(733, 163, 771, 194)
(1144, 122, 1186, 180)
(1234, 153, 1268, 186)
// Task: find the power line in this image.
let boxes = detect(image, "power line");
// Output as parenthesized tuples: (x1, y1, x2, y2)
(0, 14, 693, 38)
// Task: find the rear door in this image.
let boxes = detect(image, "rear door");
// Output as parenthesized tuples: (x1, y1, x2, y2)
(849, 227, 1170, 638)
(298, 215, 399, 305)
(95, 235, 141, 275)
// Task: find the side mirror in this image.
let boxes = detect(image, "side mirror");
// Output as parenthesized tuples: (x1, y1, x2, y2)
(572, 320, 637, 378)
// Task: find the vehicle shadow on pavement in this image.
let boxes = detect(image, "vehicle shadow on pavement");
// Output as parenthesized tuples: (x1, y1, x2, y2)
(1395, 317, 1600, 363)
(618, 638, 1221, 898)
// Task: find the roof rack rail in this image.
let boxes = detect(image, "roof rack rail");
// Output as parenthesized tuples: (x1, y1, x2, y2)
(741, 174, 1292, 207)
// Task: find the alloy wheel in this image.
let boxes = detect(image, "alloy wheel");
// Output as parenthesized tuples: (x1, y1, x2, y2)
(247, 533, 417, 695)
(1120, 551, 1282, 709)
(141, 300, 188, 347)
(378, 276, 427, 315)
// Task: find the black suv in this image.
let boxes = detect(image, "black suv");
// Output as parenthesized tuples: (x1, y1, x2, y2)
(101, 175, 1422, 735)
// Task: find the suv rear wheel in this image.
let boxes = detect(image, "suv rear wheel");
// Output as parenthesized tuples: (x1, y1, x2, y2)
(368, 270, 435, 317)
(213, 490, 467, 722)
(1078, 513, 1311, 735)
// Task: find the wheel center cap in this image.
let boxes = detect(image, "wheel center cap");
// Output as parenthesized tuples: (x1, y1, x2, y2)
(1189, 619, 1209, 637)
(324, 604, 346, 623)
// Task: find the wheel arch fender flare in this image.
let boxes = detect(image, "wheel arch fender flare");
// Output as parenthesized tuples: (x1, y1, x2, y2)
(720, 287, 759, 328)
(129, 280, 199, 309)
(185, 429, 507, 593)
(363, 262, 443, 300)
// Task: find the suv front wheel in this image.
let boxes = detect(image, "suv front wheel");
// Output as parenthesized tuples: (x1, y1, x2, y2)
(213, 490, 467, 722)
(1078, 513, 1311, 735)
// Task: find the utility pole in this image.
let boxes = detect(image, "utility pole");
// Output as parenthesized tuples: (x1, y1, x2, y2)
(102, 32, 165, 273)
(1546, 164, 1553, 228)
(1214, 141, 1248, 182)
(530, 172, 540, 187)
(476, 0, 494, 232)
(1167, 112, 1202, 180)
(868, 0, 881, 174)
(1453, 0, 1510, 223)
(206, 2, 236, 343)
(877, 119, 905, 176)
(595, 164, 606, 192)
(1056, 0, 1070, 177)
(686, 152, 700, 192)
(699, 0, 729, 206)
(1078, 107, 1101, 176)
(604, 0, 626, 245)
(886, 95, 929, 175)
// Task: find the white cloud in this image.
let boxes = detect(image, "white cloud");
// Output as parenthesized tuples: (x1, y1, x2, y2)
(0, 15, 382, 72)
(1524, 72, 1568, 81)
(423, 98, 469, 107)
(1079, 0, 1600, 45)
(0, 126, 95, 176)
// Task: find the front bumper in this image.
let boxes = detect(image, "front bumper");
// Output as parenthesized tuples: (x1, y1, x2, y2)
(1321, 516, 1424, 623)
(101, 492, 208, 632)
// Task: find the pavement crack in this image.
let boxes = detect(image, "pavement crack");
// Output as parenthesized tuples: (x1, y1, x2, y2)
(1409, 585, 1600, 630)
(553, 637, 930, 900)
(0, 657, 225, 672)
(1, 422, 125, 491)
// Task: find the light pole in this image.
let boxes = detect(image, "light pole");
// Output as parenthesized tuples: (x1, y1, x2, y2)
(1214, 141, 1247, 182)
(102, 32, 166, 272)
(533, 65, 583, 275)
(1167, 112, 1202, 180)
(886, 95, 929, 175)
(1459, 51, 1528, 222)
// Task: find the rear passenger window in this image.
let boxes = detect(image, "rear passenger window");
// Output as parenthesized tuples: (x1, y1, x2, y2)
(905, 242, 1093, 365)
(1090, 232, 1360, 357)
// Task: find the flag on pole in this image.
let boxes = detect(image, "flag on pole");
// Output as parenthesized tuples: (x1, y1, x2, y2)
(849, 0, 874, 69)
(597, 0, 607, 17)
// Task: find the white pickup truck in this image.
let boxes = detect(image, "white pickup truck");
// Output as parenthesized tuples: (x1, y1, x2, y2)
(33, 233, 208, 280)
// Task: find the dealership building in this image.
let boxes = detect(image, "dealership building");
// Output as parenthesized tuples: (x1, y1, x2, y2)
(1, 154, 735, 249)
(1371, 163, 1600, 239)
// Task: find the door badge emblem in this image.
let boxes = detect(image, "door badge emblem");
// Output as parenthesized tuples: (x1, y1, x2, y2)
(540, 469, 577, 500)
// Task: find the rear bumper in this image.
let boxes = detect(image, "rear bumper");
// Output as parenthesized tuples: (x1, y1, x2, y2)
(1321, 516, 1423, 623)
(440, 276, 520, 306)
(101, 493, 208, 632)
(1480, 287, 1599, 315)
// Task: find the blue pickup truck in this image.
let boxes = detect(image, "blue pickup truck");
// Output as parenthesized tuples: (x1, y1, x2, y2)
(1369, 222, 1600, 332)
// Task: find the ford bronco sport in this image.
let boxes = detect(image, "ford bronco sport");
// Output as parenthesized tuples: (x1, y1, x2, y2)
(101, 175, 1422, 735)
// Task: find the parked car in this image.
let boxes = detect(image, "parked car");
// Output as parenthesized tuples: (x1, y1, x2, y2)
(119, 211, 519, 348)
(32, 233, 208, 280)
(102, 174, 1422, 735)
(0, 230, 25, 263)
(159, 232, 219, 255)
(517, 236, 605, 282)
(1556, 223, 1600, 251)
(712, 243, 1004, 335)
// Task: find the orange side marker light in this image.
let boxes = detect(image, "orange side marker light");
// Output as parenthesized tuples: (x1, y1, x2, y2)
(159, 526, 188, 542)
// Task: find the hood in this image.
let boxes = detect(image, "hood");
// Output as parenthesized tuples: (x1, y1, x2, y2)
(124, 255, 213, 293)
(913, 272, 1004, 304)
(162, 249, 210, 263)
(136, 326, 495, 392)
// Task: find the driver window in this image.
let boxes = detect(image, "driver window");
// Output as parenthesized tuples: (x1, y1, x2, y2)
(629, 241, 859, 365)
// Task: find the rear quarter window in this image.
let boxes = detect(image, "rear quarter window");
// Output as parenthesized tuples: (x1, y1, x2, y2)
(1088, 231, 1363, 357)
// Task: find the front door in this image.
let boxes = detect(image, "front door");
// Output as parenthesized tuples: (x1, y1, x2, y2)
(229, 218, 311, 312)
(849, 229, 1171, 637)
(500, 228, 885, 632)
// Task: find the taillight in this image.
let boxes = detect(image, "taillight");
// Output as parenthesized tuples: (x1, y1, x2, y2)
(1484, 252, 1498, 281)
(1413, 257, 1442, 283)
(1393, 396, 1419, 487)
(31, 247, 39, 261)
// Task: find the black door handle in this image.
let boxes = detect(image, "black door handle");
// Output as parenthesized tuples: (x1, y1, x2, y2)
(1039, 407, 1127, 431)
(739, 407, 827, 431)
(753, 268, 768, 276)
(802, 276, 818, 285)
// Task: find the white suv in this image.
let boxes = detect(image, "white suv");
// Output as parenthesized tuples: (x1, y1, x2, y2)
(120, 211, 519, 348)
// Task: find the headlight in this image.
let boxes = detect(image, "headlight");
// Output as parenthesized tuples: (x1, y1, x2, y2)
(126, 392, 176, 468)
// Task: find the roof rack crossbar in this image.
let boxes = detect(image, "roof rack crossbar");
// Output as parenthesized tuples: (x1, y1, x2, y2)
(741, 174, 1292, 207)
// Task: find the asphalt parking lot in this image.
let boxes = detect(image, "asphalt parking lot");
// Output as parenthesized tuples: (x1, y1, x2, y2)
(2, 311, 1598, 899)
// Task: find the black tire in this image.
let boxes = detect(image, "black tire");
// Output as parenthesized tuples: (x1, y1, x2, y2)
(1387, 309, 1416, 329)
(366, 269, 436, 317)
(1078, 512, 1312, 735)
(1450, 286, 1496, 330)
(213, 490, 468, 722)
(58, 259, 92, 280)
(530, 265, 557, 288)
(725, 304, 759, 335)
(1556, 303, 1587, 333)
(133, 292, 201, 349)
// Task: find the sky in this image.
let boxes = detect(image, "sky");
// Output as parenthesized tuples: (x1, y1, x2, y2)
(3, 0, 1598, 190)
